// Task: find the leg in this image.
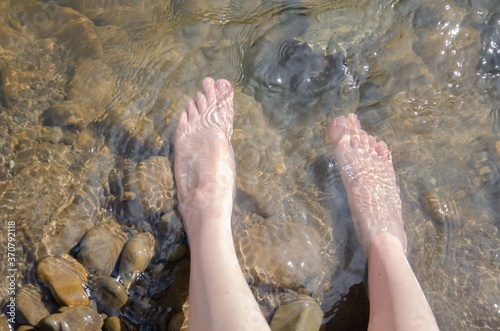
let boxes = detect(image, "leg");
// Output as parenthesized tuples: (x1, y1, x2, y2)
(329, 114, 439, 331)
(174, 77, 270, 331)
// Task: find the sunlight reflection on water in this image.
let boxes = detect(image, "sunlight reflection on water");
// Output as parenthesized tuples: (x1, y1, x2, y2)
(0, 0, 499, 330)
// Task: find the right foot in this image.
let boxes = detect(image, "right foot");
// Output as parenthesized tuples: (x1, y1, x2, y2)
(329, 113, 407, 253)
(174, 77, 236, 235)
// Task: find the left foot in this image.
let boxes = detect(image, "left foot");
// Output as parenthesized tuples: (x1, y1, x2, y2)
(174, 77, 235, 235)
(329, 113, 407, 253)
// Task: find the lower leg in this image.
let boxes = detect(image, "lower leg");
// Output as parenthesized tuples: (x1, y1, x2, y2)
(174, 77, 270, 331)
(329, 114, 438, 331)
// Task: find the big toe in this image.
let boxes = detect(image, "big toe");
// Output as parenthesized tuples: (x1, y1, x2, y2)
(215, 78, 232, 97)
(329, 116, 349, 146)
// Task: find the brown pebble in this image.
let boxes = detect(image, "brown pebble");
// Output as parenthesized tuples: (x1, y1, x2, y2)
(16, 326, 37, 331)
(235, 222, 324, 295)
(123, 156, 175, 216)
(494, 141, 500, 158)
(158, 259, 190, 314)
(103, 316, 138, 331)
(168, 313, 185, 331)
(118, 232, 155, 289)
(36, 255, 89, 307)
(16, 284, 58, 326)
(479, 166, 491, 176)
(416, 178, 458, 226)
(158, 211, 184, 244)
(38, 306, 103, 331)
(164, 243, 187, 263)
(78, 221, 127, 275)
(12, 0, 104, 61)
(0, 314, 13, 331)
(90, 276, 128, 316)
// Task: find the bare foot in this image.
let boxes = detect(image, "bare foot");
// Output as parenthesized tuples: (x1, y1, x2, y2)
(174, 77, 235, 235)
(329, 113, 407, 253)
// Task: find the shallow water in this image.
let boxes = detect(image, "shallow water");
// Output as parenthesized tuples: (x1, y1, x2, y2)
(1, 0, 499, 330)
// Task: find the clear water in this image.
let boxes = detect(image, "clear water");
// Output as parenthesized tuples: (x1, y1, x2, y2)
(0, 0, 499, 330)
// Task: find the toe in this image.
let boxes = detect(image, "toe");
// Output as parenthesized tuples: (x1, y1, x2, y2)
(347, 113, 361, 129)
(329, 116, 348, 146)
(358, 130, 370, 149)
(215, 79, 232, 98)
(186, 100, 199, 121)
(368, 135, 377, 149)
(368, 136, 379, 157)
(375, 140, 390, 158)
(195, 91, 207, 111)
(175, 111, 188, 143)
(177, 111, 188, 128)
(202, 77, 216, 108)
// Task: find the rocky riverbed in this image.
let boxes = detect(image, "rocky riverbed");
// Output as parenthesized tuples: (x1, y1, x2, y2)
(1, 0, 499, 330)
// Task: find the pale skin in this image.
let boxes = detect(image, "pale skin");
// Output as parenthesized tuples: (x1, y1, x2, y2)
(174, 77, 439, 330)
(329, 114, 439, 331)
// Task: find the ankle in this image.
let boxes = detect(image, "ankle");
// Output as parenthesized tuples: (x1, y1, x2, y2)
(366, 233, 406, 262)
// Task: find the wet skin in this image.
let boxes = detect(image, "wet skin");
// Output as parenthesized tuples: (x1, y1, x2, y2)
(174, 78, 438, 331)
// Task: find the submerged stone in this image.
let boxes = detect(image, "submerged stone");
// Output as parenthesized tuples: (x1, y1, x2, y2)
(270, 295, 323, 331)
(157, 211, 184, 245)
(235, 221, 324, 295)
(232, 92, 287, 217)
(478, 13, 500, 75)
(38, 306, 103, 331)
(16, 284, 58, 326)
(36, 254, 89, 307)
(55, 0, 155, 26)
(16, 325, 37, 331)
(103, 316, 139, 331)
(90, 276, 128, 316)
(111, 156, 175, 221)
(157, 259, 190, 319)
(244, 38, 348, 129)
(118, 232, 156, 289)
(78, 221, 127, 275)
(12, 0, 104, 60)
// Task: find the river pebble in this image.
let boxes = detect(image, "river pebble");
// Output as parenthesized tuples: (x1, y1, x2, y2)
(157, 211, 184, 245)
(50, 58, 114, 128)
(12, 0, 103, 61)
(477, 13, 500, 76)
(118, 232, 156, 289)
(416, 177, 459, 226)
(0, 314, 12, 331)
(15, 284, 58, 326)
(45, 178, 104, 255)
(103, 316, 139, 331)
(0, 66, 31, 109)
(36, 254, 89, 307)
(233, 92, 287, 217)
(56, 0, 157, 27)
(78, 221, 127, 275)
(113, 156, 175, 221)
(16, 326, 36, 331)
(235, 221, 324, 295)
(157, 259, 190, 322)
(38, 306, 103, 331)
(164, 243, 188, 263)
(126, 156, 174, 215)
(90, 276, 128, 316)
(270, 294, 323, 331)
(167, 313, 185, 331)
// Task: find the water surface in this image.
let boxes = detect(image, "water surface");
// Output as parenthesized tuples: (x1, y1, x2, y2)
(0, 0, 499, 330)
